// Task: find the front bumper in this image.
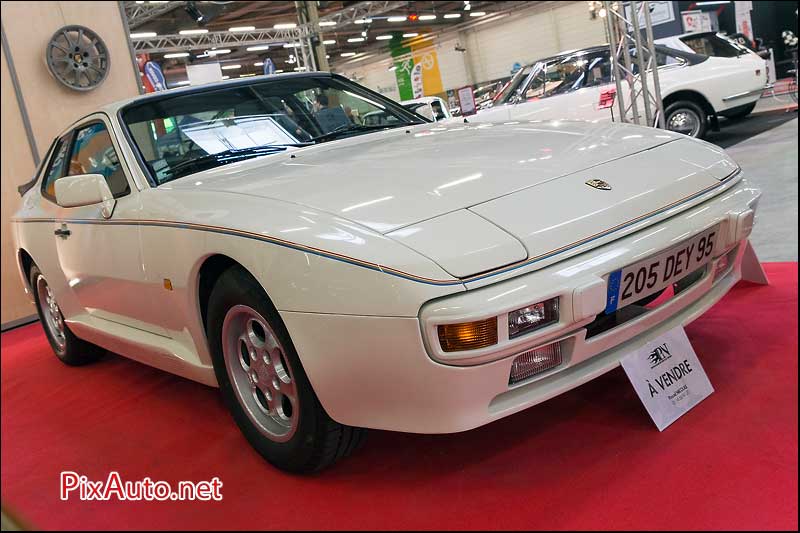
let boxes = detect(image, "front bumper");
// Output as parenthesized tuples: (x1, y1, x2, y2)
(282, 180, 761, 433)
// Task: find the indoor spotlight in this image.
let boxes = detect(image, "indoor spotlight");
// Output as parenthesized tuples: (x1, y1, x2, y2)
(185, 1, 205, 25)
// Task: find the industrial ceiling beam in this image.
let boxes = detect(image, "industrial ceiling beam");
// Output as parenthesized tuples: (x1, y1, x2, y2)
(131, 27, 310, 54)
(317, 1, 409, 26)
(124, 1, 187, 29)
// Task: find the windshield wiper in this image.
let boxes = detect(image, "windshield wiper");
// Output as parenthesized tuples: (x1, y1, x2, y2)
(167, 144, 296, 178)
(308, 123, 408, 143)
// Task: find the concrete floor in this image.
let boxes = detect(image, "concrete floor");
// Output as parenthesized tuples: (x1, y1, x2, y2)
(711, 103, 798, 261)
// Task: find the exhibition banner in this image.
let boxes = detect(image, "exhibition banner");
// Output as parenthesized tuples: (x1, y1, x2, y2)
(390, 36, 444, 99)
(620, 326, 714, 431)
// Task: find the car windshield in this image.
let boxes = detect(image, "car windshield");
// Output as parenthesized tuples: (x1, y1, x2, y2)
(403, 102, 434, 120)
(492, 64, 535, 105)
(121, 75, 423, 185)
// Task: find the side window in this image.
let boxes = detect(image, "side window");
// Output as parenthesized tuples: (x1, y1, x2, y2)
(67, 123, 130, 198)
(682, 35, 740, 58)
(655, 50, 687, 67)
(585, 52, 613, 87)
(431, 100, 447, 121)
(41, 136, 71, 201)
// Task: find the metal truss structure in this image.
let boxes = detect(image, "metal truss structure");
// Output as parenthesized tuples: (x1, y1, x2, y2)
(603, 1, 665, 129)
(124, 1, 186, 29)
(130, 27, 310, 54)
(317, 0, 408, 26)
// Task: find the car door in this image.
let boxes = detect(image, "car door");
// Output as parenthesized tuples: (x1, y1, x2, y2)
(48, 116, 168, 336)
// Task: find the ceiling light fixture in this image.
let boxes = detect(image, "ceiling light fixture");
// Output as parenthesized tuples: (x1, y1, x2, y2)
(253, 62, 264, 66)
(274, 69, 284, 73)
(323, 39, 336, 45)
(164, 52, 190, 58)
(354, 18, 373, 24)
(274, 23, 297, 29)
(221, 64, 242, 70)
(348, 37, 365, 42)
(341, 52, 356, 57)
(207, 49, 231, 55)
(318, 21, 336, 27)
(469, 11, 486, 17)
(229, 26, 255, 32)
(444, 13, 462, 19)
(184, 1, 205, 24)
(387, 16, 407, 22)
(283, 43, 297, 48)
(222, 75, 230, 80)
(402, 33, 419, 38)
(130, 32, 157, 38)
(178, 29, 208, 35)
(246, 44, 270, 51)
(419, 14, 437, 20)
(376, 34, 393, 40)
(239, 73, 256, 77)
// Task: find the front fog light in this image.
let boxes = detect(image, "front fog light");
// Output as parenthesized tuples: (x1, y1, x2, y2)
(509, 342, 562, 384)
(508, 298, 559, 339)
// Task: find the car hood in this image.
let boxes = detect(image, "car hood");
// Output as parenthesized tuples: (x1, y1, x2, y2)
(167, 121, 737, 278)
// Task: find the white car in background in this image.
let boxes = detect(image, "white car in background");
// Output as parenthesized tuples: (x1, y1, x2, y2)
(401, 96, 453, 122)
(13, 72, 761, 473)
(473, 44, 768, 138)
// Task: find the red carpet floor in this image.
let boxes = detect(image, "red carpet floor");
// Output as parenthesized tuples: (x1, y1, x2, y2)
(1, 263, 797, 530)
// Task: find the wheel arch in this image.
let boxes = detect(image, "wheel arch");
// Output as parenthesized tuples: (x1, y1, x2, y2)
(662, 89, 716, 117)
(17, 248, 35, 293)
(195, 253, 279, 335)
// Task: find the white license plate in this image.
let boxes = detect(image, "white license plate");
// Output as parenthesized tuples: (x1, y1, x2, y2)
(605, 226, 719, 314)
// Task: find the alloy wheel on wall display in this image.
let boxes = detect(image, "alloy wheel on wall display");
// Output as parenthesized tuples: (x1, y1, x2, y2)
(45, 25, 110, 91)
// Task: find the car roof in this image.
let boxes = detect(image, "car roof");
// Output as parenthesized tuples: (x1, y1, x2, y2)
(523, 43, 705, 70)
(98, 71, 336, 115)
(401, 97, 442, 105)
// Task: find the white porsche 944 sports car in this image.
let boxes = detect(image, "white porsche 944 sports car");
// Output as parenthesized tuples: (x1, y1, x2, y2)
(13, 73, 761, 472)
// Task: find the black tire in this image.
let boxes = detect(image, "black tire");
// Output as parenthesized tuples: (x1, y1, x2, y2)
(206, 265, 366, 474)
(29, 265, 103, 366)
(721, 101, 757, 120)
(664, 100, 707, 139)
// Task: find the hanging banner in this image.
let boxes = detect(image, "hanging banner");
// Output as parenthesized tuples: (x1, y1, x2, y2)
(734, 1, 754, 41)
(409, 41, 444, 96)
(263, 58, 276, 75)
(411, 62, 424, 98)
(390, 39, 414, 100)
(389, 35, 444, 100)
(144, 61, 166, 92)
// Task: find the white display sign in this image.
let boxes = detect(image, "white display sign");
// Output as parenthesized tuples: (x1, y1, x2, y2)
(186, 63, 223, 86)
(681, 10, 719, 33)
(620, 327, 714, 431)
(457, 86, 476, 115)
(625, 0, 676, 27)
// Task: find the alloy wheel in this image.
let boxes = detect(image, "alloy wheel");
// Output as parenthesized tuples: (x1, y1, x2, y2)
(221, 305, 300, 442)
(36, 275, 66, 354)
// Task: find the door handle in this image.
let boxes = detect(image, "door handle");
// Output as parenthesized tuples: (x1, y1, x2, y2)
(54, 224, 71, 239)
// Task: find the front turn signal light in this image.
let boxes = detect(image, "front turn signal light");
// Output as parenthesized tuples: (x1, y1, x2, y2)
(438, 317, 498, 352)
